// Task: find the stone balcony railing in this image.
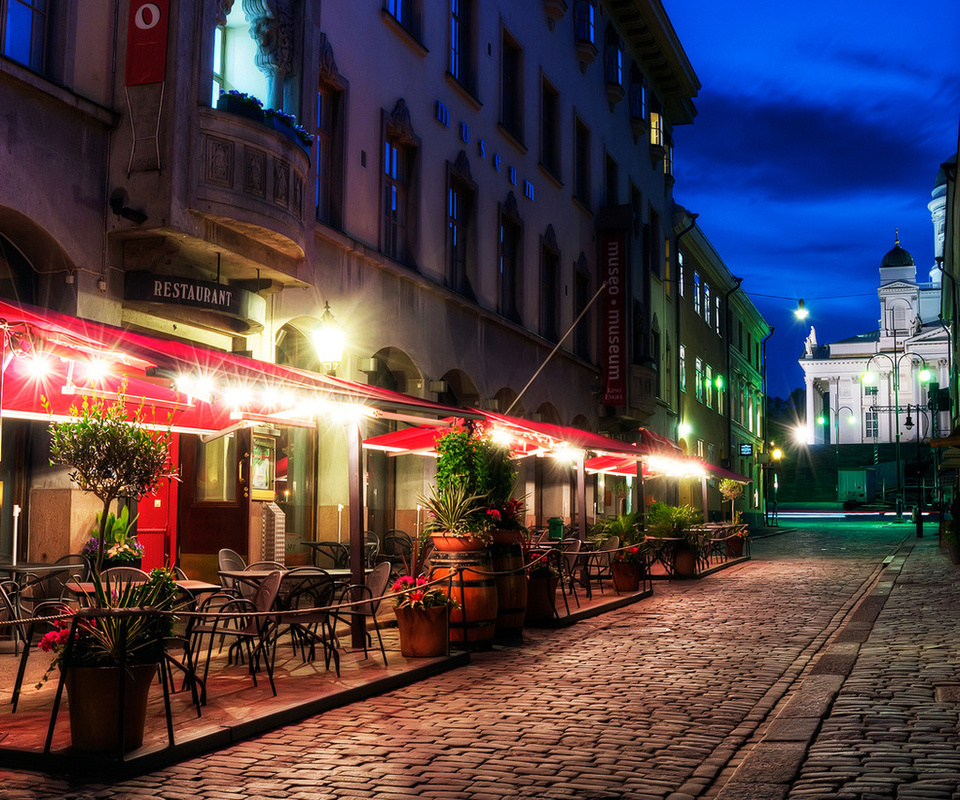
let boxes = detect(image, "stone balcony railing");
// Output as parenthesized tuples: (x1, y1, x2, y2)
(191, 107, 309, 260)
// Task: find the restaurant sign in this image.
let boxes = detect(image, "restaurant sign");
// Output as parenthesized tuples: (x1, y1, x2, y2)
(601, 231, 627, 407)
(124, 271, 266, 331)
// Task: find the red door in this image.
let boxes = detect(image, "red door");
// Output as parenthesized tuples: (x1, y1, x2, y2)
(177, 429, 252, 582)
(137, 435, 180, 571)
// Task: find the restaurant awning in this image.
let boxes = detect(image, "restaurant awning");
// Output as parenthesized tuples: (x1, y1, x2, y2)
(0, 299, 477, 432)
(702, 463, 752, 484)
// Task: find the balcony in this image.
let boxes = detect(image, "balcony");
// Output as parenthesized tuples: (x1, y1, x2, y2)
(191, 108, 309, 260)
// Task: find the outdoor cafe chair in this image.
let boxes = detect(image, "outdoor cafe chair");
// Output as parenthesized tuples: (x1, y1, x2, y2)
(0, 579, 24, 655)
(304, 541, 349, 570)
(333, 561, 391, 666)
(100, 566, 151, 584)
(381, 529, 413, 575)
(559, 539, 584, 610)
(19, 554, 88, 612)
(187, 570, 282, 701)
(585, 535, 620, 595)
(218, 548, 246, 594)
(364, 532, 381, 568)
(273, 568, 340, 674)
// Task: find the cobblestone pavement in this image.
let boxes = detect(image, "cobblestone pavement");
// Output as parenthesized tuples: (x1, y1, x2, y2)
(3, 521, 956, 800)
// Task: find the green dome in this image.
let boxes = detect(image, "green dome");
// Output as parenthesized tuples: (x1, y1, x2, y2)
(880, 243, 914, 268)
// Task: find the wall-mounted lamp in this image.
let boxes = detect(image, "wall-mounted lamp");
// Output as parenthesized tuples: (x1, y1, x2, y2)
(312, 301, 345, 372)
(97, 274, 107, 293)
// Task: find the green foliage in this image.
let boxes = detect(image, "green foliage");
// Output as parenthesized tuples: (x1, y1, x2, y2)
(718, 479, 744, 501)
(590, 511, 643, 546)
(419, 484, 491, 539)
(45, 388, 172, 570)
(645, 502, 703, 538)
(96, 505, 137, 544)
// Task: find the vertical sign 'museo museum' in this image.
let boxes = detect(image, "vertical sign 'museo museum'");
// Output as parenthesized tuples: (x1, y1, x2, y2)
(125, 0, 170, 86)
(601, 232, 627, 407)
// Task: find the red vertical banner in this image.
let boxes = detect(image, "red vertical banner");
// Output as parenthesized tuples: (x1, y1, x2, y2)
(601, 231, 627, 407)
(125, 0, 170, 86)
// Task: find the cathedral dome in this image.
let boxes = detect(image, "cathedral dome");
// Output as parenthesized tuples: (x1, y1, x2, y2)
(880, 241, 914, 268)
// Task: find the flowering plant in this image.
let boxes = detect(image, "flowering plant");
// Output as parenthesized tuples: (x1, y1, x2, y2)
(525, 552, 559, 579)
(36, 568, 180, 687)
(486, 496, 527, 533)
(419, 483, 492, 540)
(81, 535, 144, 563)
(219, 89, 263, 109)
(613, 544, 646, 565)
(391, 576, 459, 611)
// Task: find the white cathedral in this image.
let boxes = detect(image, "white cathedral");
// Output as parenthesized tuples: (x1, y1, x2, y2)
(799, 162, 952, 447)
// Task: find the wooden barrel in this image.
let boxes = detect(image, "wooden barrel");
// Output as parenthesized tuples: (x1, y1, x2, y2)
(429, 549, 498, 650)
(490, 543, 527, 641)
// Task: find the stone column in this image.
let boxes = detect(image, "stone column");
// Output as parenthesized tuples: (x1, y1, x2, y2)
(805, 375, 816, 445)
(243, 0, 293, 110)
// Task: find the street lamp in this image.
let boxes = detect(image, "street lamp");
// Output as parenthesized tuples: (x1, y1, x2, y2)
(903, 404, 930, 538)
(312, 301, 346, 373)
(833, 404, 857, 500)
(861, 350, 931, 519)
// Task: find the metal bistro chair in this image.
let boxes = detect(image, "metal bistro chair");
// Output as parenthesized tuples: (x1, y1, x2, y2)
(9, 599, 75, 712)
(559, 538, 584, 610)
(585, 535, 620, 595)
(100, 566, 151, 584)
(0, 579, 25, 655)
(333, 561, 391, 666)
(19, 555, 89, 612)
(306, 541, 350, 570)
(274, 568, 341, 675)
(218, 548, 247, 594)
(381, 529, 413, 575)
(364, 531, 381, 568)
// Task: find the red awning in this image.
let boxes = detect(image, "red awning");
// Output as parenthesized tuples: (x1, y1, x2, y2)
(702, 463, 752, 484)
(0, 299, 475, 432)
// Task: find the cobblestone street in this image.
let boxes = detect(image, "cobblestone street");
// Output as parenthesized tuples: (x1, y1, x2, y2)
(3, 521, 957, 800)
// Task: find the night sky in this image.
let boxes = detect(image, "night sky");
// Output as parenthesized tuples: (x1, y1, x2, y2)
(665, 1, 960, 399)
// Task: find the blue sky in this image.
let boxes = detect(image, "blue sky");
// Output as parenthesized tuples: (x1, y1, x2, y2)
(665, 1, 960, 398)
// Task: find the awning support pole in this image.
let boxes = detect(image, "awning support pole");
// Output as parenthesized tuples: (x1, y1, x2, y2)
(348, 420, 365, 648)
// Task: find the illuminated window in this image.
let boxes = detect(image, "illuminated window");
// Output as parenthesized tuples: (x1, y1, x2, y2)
(212, 7, 269, 108)
(694, 272, 701, 316)
(574, 0, 596, 47)
(678, 252, 684, 297)
(695, 358, 703, 402)
(704, 283, 711, 326)
(715, 295, 722, 335)
(866, 409, 878, 438)
(705, 365, 713, 408)
(679, 344, 686, 393)
(447, 156, 476, 299)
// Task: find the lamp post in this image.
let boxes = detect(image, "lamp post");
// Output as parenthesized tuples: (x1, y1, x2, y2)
(833, 402, 856, 501)
(861, 350, 931, 519)
(312, 301, 346, 373)
(903, 405, 929, 538)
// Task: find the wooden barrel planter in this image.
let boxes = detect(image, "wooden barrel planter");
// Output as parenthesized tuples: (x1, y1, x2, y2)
(429, 549, 498, 650)
(395, 606, 450, 658)
(490, 541, 527, 641)
(611, 561, 643, 593)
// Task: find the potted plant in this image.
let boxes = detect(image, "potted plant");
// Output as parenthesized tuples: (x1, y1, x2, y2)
(37, 568, 180, 753)
(419, 483, 491, 551)
(264, 108, 313, 155)
(524, 555, 559, 623)
(45, 389, 172, 572)
(645, 502, 705, 578)
(719, 479, 744, 522)
(216, 89, 265, 122)
(391, 575, 459, 657)
(610, 543, 647, 593)
(590, 511, 643, 548)
(80, 506, 144, 569)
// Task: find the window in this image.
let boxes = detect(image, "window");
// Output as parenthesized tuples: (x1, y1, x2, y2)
(717, 377, 724, 416)
(316, 50, 346, 228)
(604, 154, 618, 207)
(704, 283, 711, 326)
(574, 0, 596, 47)
(386, 0, 422, 41)
(604, 26, 623, 104)
(212, 5, 270, 108)
(574, 116, 590, 207)
(866, 409, 878, 438)
(652, 328, 661, 398)
(498, 195, 523, 324)
(449, 0, 476, 94)
(540, 77, 561, 178)
(679, 345, 686, 393)
(715, 295, 722, 336)
(705, 365, 713, 408)
(540, 227, 560, 342)
(664, 338, 672, 403)
(628, 65, 646, 128)
(500, 30, 523, 142)
(2, 0, 47, 71)
(664, 135, 673, 177)
(695, 358, 704, 402)
(650, 97, 664, 146)
(382, 100, 420, 267)
(630, 184, 642, 240)
(447, 153, 476, 299)
(864, 384, 879, 397)
(693, 272, 701, 315)
(678, 251, 684, 297)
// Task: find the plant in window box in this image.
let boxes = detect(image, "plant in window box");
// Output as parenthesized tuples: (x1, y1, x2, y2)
(264, 108, 313, 154)
(216, 89, 265, 122)
(391, 576, 459, 658)
(36, 568, 181, 753)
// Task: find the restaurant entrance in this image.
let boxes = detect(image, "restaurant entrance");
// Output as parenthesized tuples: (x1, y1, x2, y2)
(178, 428, 252, 582)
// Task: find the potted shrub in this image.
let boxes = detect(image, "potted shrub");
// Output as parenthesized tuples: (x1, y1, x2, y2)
(590, 511, 643, 548)
(645, 502, 705, 578)
(610, 543, 647, 593)
(38, 568, 180, 753)
(45, 389, 172, 572)
(524, 555, 559, 623)
(391, 575, 459, 657)
(719, 479, 744, 523)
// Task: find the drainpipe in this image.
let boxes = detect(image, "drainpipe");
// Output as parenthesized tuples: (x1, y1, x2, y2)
(761, 327, 776, 522)
(673, 211, 699, 443)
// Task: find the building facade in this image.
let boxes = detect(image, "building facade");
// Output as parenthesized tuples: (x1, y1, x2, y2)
(1, 0, 778, 567)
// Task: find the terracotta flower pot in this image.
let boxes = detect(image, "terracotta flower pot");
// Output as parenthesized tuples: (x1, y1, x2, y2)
(395, 605, 450, 657)
(611, 561, 643, 593)
(726, 537, 744, 558)
(65, 663, 157, 753)
(429, 532, 487, 552)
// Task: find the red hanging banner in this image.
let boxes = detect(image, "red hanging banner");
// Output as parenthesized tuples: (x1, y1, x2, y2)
(125, 0, 170, 86)
(600, 231, 627, 407)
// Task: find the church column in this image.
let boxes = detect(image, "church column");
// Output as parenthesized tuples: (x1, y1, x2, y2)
(805, 374, 816, 445)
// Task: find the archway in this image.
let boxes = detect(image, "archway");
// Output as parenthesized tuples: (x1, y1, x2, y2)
(438, 368, 480, 408)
